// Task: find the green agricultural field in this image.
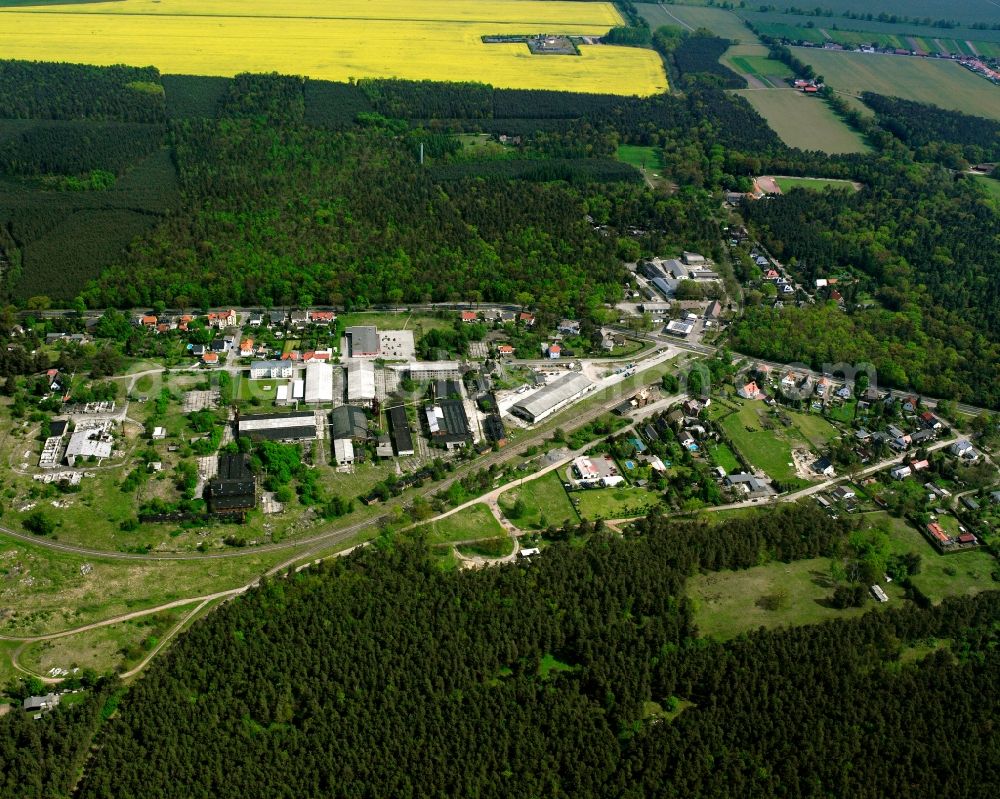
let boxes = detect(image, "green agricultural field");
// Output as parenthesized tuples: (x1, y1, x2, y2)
(734, 89, 870, 154)
(872, 512, 999, 604)
(501, 472, 579, 529)
(827, 29, 909, 50)
(637, 3, 758, 43)
(728, 54, 795, 85)
(794, 48, 1000, 120)
(753, 21, 826, 45)
(773, 176, 860, 193)
(741, 3, 1000, 31)
(688, 557, 901, 640)
(420, 503, 505, 545)
(572, 485, 661, 520)
(732, 7, 1000, 55)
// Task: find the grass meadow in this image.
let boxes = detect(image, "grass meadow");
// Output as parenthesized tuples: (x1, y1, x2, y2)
(871, 512, 1000, 604)
(501, 472, 580, 529)
(572, 485, 661, 520)
(687, 557, 898, 640)
(708, 399, 837, 485)
(773, 176, 860, 192)
(733, 89, 870, 154)
(420, 503, 506, 545)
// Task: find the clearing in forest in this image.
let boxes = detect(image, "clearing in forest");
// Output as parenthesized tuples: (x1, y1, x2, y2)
(0, 0, 667, 95)
(733, 89, 870, 154)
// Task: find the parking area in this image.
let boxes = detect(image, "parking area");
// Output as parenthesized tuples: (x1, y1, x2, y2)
(379, 330, 415, 360)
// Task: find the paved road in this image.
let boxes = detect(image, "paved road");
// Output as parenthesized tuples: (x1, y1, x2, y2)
(599, 437, 960, 524)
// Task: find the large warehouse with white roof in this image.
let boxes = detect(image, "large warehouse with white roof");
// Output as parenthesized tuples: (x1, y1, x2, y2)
(510, 372, 594, 424)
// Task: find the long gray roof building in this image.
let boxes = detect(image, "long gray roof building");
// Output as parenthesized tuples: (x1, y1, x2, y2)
(511, 372, 593, 424)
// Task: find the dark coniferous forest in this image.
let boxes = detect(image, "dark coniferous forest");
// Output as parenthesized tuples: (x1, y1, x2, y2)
(0, 506, 980, 798)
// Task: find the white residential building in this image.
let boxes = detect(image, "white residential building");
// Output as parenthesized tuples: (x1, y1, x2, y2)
(250, 360, 294, 380)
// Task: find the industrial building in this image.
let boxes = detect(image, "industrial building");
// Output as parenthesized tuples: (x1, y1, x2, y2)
(304, 361, 334, 404)
(424, 399, 472, 449)
(333, 438, 355, 466)
(206, 453, 256, 515)
(347, 360, 376, 406)
(330, 405, 369, 441)
(345, 325, 380, 357)
(237, 411, 317, 441)
(38, 419, 68, 469)
(387, 405, 414, 456)
(64, 420, 115, 466)
(483, 414, 506, 444)
(510, 372, 594, 424)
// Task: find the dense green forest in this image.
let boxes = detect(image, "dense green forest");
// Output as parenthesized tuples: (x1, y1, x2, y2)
(0, 66, 777, 306)
(0, 676, 119, 799)
(0, 60, 165, 123)
(735, 164, 1000, 406)
(10, 505, 983, 798)
(0, 61, 998, 405)
(671, 35, 748, 89)
(861, 92, 1000, 164)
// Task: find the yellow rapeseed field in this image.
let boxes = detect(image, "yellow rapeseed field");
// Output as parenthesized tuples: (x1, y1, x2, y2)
(0, 0, 667, 95)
